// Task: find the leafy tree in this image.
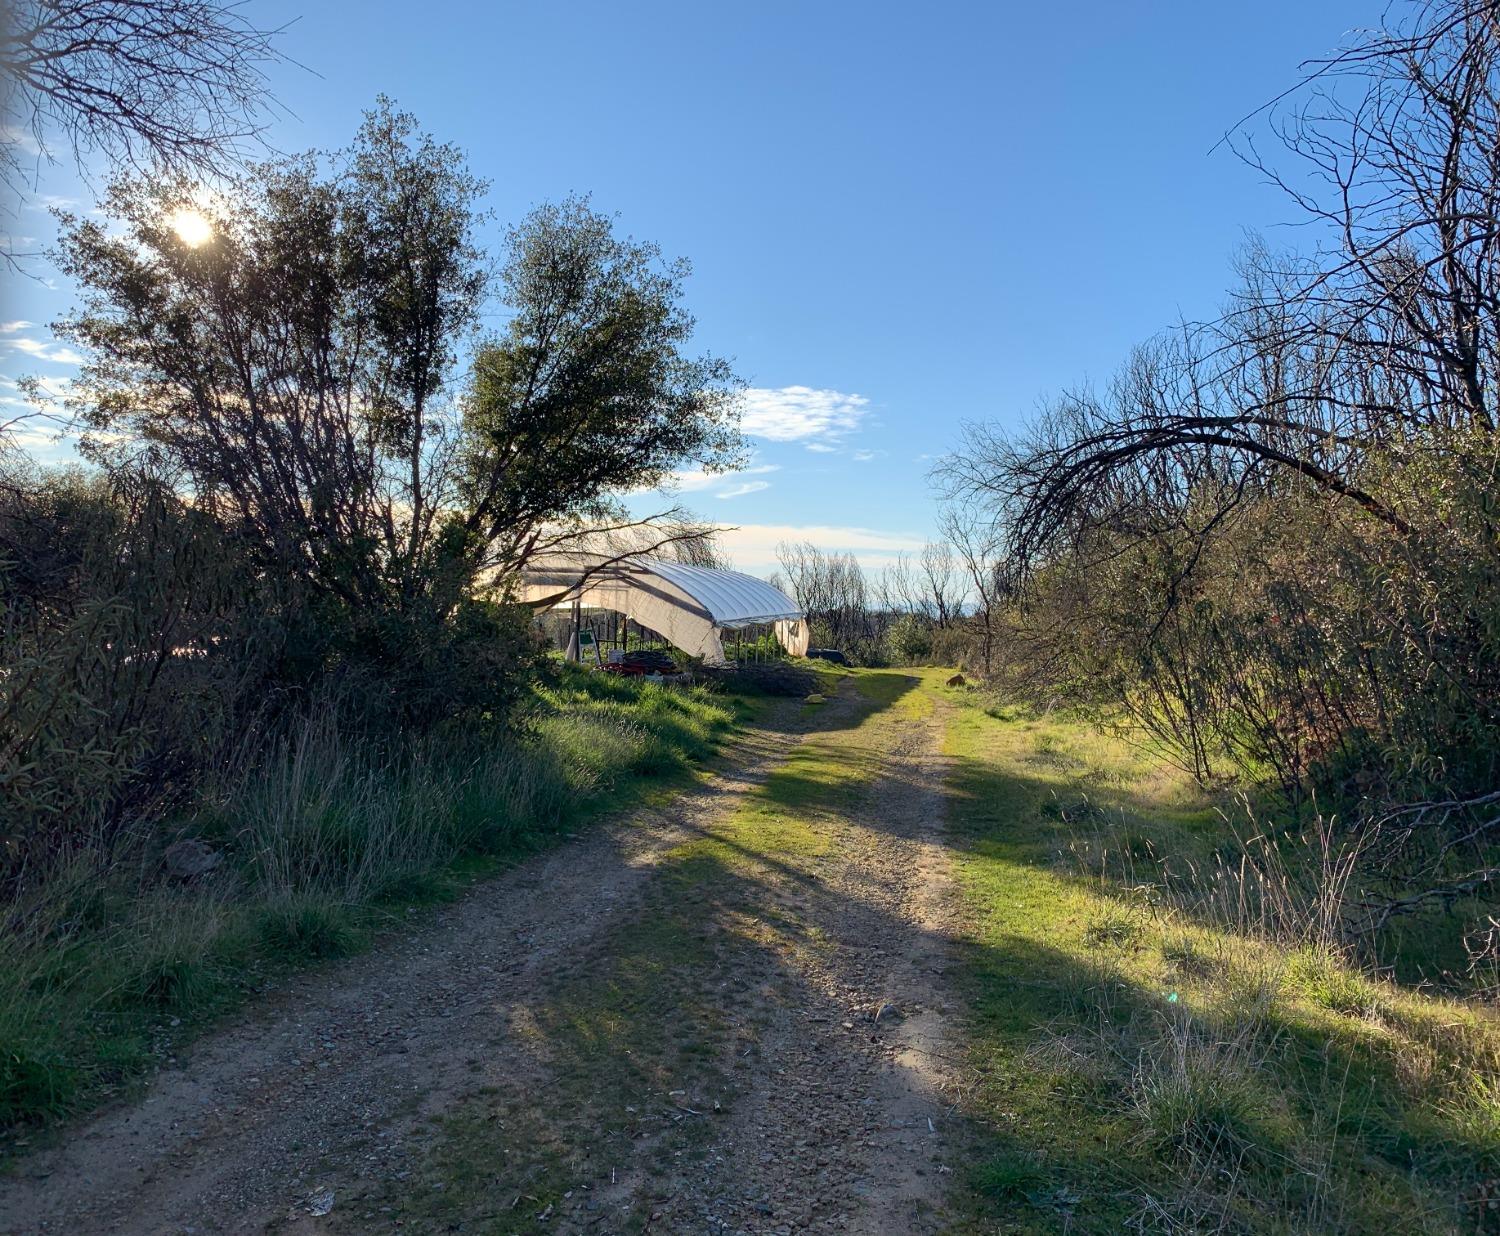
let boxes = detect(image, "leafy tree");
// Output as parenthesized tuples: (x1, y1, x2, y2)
(49, 102, 742, 716)
(461, 195, 743, 574)
(884, 612, 932, 664)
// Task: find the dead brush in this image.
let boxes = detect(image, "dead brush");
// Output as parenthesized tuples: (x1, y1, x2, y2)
(1464, 914, 1500, 1004)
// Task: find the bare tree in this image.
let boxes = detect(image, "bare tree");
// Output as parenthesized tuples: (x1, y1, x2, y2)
(932, 0, 1500, 909)
(936, 502, 1009, 677)
(602, 516, 728, 570)
(1, 0, 287, 266)
(918, 540, 960, 627)
(774, 540, 872, 649)
(964, 1, 1500, 574)
(872, 550, 919, 616)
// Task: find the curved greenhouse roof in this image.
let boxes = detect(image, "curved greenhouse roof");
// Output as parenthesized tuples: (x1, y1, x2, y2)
(518, 552, 808, 664)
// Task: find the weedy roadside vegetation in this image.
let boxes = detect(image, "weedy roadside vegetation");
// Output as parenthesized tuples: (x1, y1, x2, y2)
(0, 668, 740, 1137)
(921, 7, 1500, 1223)
(1, 96, 753, 1144)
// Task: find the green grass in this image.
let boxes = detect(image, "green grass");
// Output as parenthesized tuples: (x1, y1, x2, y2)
(925, 668, 1500, 1234)
(15, 661, 1490, 1232)
(0, 666, 747, 1144)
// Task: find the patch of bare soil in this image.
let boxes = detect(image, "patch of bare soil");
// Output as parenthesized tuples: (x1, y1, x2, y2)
(1, 677, 964, 1235)
(636, 682, 963, 1236)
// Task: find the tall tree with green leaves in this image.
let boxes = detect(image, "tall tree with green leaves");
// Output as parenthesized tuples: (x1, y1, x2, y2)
(45, 102, 741, 724)
(462, 196, 743, 575)
(52, 105, 742, 623)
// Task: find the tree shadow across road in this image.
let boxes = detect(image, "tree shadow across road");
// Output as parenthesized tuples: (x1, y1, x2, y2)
(356, 668, 1497, 1235)
(386, 667, 957, 1234)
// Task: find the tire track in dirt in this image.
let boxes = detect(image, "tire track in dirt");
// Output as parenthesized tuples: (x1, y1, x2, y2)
(634, 674, 963, 1236)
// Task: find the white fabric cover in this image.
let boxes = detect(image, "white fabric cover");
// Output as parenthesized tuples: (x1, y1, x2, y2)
(775, 618, 810, 657)
(519, 553, 805, 665)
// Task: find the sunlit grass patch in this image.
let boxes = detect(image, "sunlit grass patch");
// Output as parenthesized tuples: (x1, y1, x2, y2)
(971, 1148, 1048, 1201)
(928, 671, 1500, 1234)
(706, 668, 922, 863)
(1288, 945, 1386, 1018)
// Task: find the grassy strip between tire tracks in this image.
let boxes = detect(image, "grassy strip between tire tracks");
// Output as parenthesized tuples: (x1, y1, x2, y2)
(388, 668, 922, 1233)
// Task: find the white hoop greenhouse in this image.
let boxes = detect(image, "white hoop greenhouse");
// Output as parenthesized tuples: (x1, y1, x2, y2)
(519, 553, 808, 665)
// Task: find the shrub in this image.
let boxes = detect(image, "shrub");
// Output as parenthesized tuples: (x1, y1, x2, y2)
(927, 624, 974, 670)
(1126, 1016, 1282, 1165)
(884, 613, 933, 664)
(0, 467, 265, 873)
(971, 1151, 1047, 1200)
(0, 669, 738, 1129)
(256, 896, 362, 961)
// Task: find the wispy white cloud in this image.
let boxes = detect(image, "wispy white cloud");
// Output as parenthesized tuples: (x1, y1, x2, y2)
(852, 449, 885, 462)
(3, 336, 83, 364)
(0, 373, 75, 408)
(803, 441, 837, 454)
(1, 125, 42, 156)
(0, 418, 63, 451)
(667, 462, 778, 493)
(1, 373, 79, 463)
(27, 193, 77, 212)
(711, 522, 926, 573)
(716, 480, 771, 500)
(0, 421, 77, 465)
(738, 386, 870, 446)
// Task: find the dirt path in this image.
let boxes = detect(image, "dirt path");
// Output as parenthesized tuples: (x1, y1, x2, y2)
(1, 673, 963, 1236)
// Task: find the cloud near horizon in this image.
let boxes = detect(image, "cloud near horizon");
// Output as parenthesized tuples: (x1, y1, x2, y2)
(4, 335, 84, 365)
(709, 522, 925, 574)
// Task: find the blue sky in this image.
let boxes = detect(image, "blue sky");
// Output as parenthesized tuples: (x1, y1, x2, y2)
(1, 0, 1376, 571)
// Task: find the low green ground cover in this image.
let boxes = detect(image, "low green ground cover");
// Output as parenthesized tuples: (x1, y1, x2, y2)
(929, 670, 1500, 1234)
(0, 668, 747, 1142)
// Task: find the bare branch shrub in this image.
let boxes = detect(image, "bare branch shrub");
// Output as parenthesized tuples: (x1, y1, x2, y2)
(933, 0, 1500, 933)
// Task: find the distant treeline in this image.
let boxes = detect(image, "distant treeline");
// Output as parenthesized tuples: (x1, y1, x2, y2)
(763, 536, 1003, 670)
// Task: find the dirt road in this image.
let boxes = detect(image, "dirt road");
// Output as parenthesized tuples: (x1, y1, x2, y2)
(2, 672, 962, 1235)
